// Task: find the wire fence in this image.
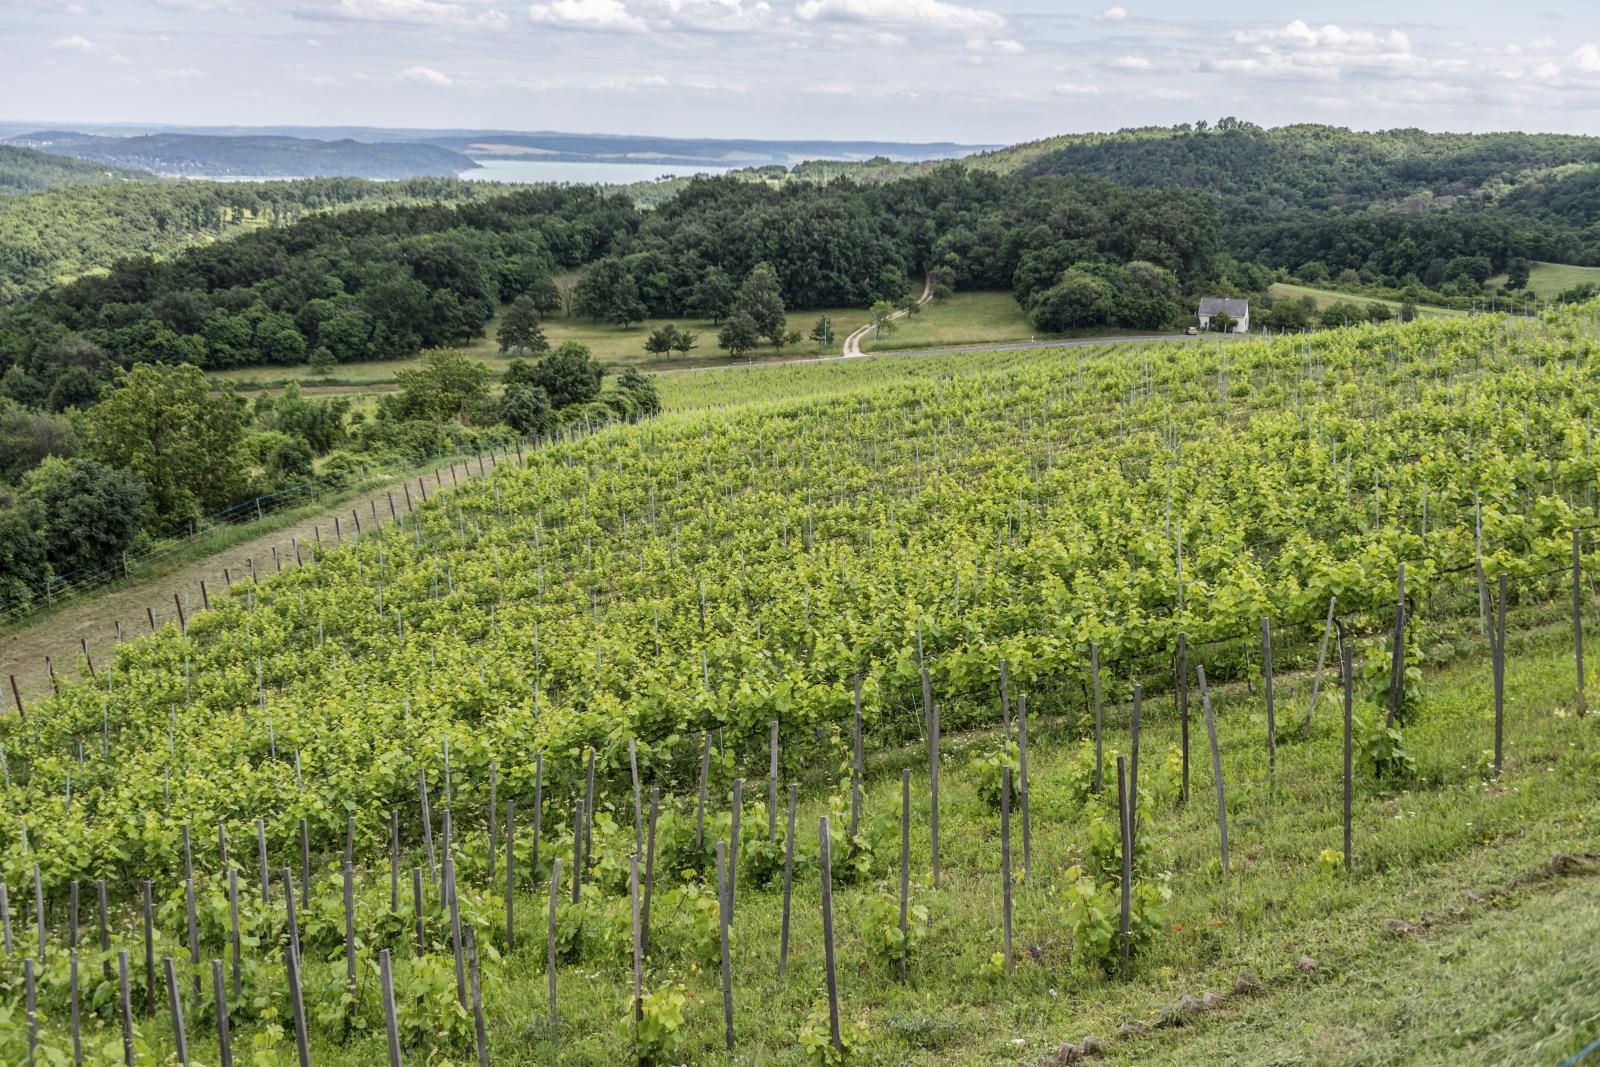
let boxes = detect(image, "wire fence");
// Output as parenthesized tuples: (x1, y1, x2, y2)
(0, 434, 531, 631)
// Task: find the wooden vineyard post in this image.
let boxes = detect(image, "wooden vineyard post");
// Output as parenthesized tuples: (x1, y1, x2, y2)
(1092, 642, 1104, 794)
(466, 927, 488, 1067)
(117, 952, 135, 1067)
(1018, 692, 1031, 884)
(390, 810, 400, 913)
(70, 950, 82, 1067)
(1001, 766, 1013, 974)
(643, 788, 659, 958)
(9, 674, 24, 721)
(1576, 530, 1587, 715)
(0, 882, 10, 955)
(142, 880, 155, 1013)
(227, 870, 242, 1000)
(769, 720, 780, 842)
(819, 815, 842, 1057)
(183, 826, 201, 1001)
(257, 821, 270, 906)
(281, 868, 300, 962)
(380, 950, 402, 1067)
(1493, 573, 1508, 773)
(505, 801, 516, 950)
(716, 842, 734, 1052)
(24, 957, 37, 1066)
(488, 758, 498, 882)
(1341, 630, 1353, 870)
(728, 779, 743, 922)
(419, 769, 437, 887)
(1129, 685, 1142, 847)
(779, 783, 797, 976)
(694, 732, 711, 850)
(532, 752, 543, 877)
(547, 857, 561, 1065)
(164, 957, 189, 1066)
(284, 943, 311, 1067)
(1263, 617, 1276, 786)
(212, 959, 233, 1067)
(343, 821, 357, 1019)
(412, 869, 425, 960)
(1302, 597, 1337, 739)
(1196, 665, 1229, 876)
(930, 703, 941, 887)
(850, 678, 863, 838)
(571, 801, 583, 904)
(1386, 563, 1406, 727)
(999, 658, 1011, 738)
(1117, 756, 1131, 980)
(1177, 633, 1189, 803)
(630, 854, 643, 1042)
(898, 768, 910, 981)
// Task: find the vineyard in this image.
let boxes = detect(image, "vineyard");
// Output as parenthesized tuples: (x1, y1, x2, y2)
(4, 303, 1600, 1065)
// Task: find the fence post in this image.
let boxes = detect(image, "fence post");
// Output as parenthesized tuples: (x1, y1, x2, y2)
(1196, 665, 1229, 876)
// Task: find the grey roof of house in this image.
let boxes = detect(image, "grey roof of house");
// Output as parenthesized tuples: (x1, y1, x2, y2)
(1198, 297, 1250, 317)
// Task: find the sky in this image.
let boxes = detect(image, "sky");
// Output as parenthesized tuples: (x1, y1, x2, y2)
(5, 0, 1600, 144)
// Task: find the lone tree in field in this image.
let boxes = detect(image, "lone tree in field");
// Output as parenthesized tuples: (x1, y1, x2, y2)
(498, 295, 549, 357)
(809, 314, 834, 347)
(734, 263, 786, 345)
(516, 342, 605, 409)
(869, 300, 898, 339)
(644, 324, 680, 358)
(671, 329, 699, 357)
(394, 349, 492, 424)
(719, 312, 761, 360)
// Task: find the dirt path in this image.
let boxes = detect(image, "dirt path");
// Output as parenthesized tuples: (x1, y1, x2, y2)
(2, 453, 509, 708)
(841, 270, 933, 357)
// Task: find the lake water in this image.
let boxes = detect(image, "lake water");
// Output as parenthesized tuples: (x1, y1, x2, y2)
(459, 158, 737, 185)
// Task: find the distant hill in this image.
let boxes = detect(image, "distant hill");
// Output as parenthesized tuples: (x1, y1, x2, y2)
(5, 131, 477, 180)
(0, 144, 150, 196)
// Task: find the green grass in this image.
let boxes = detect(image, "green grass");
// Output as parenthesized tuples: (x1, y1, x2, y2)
(212, 306, 877, 394)
(1489, 261, 1600, 300)
(1269, 282, 1468, 319)
(859, 291, 1181, 354)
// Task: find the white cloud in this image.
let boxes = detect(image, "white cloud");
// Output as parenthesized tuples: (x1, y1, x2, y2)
(1112, 54, 1151, 70)
(1054, 81, 1100, 95)
(795, 0, 1004, 33)
(991, 38, 1024, 54)
(52, 34, 93, 51)
(528, 0, 648, 31)
(1576, 43, 1600, 73)
(398, 64, 453, 85)
(312, 0, 511, 31)
(1099, 5, 1126, 19)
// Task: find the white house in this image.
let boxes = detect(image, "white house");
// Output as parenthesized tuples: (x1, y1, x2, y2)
(1197, 297, 1250, 333)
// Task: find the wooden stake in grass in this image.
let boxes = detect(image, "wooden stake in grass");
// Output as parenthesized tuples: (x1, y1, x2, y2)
(643, 787, 659, 958)
(532, 752, 543, 878)
(779, 782, 797, 976)
(1018, 692, 1031, 884)
(728, 779, 743, 921)
(1001, 766, 1013, 974)
(769, 720, 780, 841)
(930, 703, 942, 887)
(24, 956, 37, 1066)
(227, 870, 241, 1000)
(418, 767, 437, 887)
(1177, 633, 1189, 803)
(1262, 617, 1276, 785)
(379, 950, 402, 1067)
(488, 758, 499, 882)
(716, 841, 734, 1052)
(695, 731, 712, 850)
(571, 800, 583, 905)
(1196, 665, 1229, 877)
(630, 853, 643, 1040)
(505, 800, 516, 950)
(1385, 563, 1407, 727)
(142, 880, 155, 1013)
(547, 857, 561, 1064)
(1575, 529, 1587, 715)
(630, 739, 644, 858)
(466, 926, 489, 1067)
(1128, 684, 1142, 851)
(819, 815, 842, 1056)
(70, 950, 82, 1067)
(117, 951, 135, 1067)
(1117, 756, 1131, 980)
(284, 943, 311, 1067)
(899, 768, 911, 981)
(164, 957, 189, 1066)
(212, 959, 234, 1067)
(1492, 572, 1509, 772)
(1302, 597, 1337, 739)
(1341, 628, 1353, 871)
(1091, 642, 1104, 794)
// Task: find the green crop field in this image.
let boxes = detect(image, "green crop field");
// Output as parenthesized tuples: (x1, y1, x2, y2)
(7, 305, 1600, 1066)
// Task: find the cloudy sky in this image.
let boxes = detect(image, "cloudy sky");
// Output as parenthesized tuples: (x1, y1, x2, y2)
(5, 0, 1600, 143)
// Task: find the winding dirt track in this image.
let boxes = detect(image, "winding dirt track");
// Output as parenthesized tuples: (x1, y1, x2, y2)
(840, 270, 933, 357)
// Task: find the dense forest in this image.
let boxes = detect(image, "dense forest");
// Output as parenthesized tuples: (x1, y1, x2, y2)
(1018, 120, 1600, 287)
(0, 144, 149, 196)
(0, 174, 509, 304)
(0, 171, 1219, 384)
(7, 131, 476, 179)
